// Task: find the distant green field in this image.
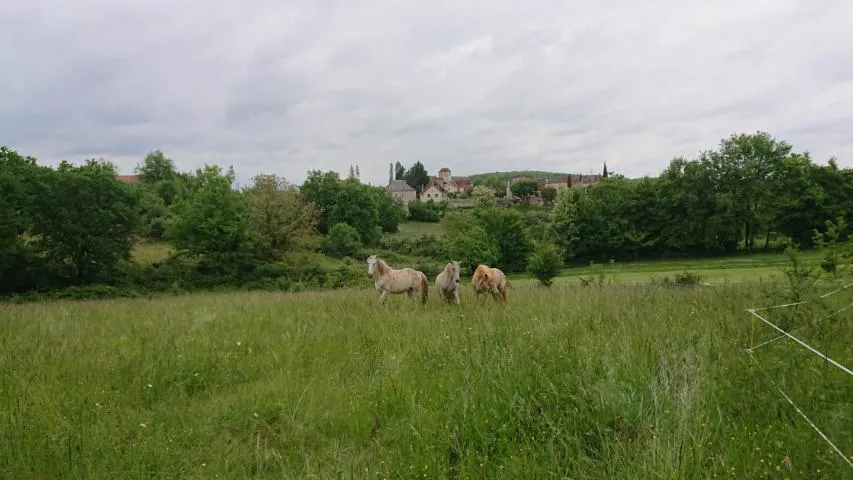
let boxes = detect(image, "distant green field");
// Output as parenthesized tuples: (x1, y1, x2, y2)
(512, 265, 786, 286)
(532, 250, 827, 283)
(131, 240, 174, 264)
(383, 221, 444, 240)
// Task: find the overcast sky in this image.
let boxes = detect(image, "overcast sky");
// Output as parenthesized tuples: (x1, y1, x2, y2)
(2, 1, 852, 187)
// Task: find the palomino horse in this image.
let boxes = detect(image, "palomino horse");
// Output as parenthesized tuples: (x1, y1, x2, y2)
(435, 260, 462, 304)
(366, 255, 428, 305)
(471, 264, 508, 303)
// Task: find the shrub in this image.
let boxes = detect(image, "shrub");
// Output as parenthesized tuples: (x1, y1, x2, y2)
(448, 226, 500, 276)
(673, 271, 704, 286)
(407, 200, 442, 222)
(325, 223, 362, 258)
(324, 257, 369, 289)
(527, 241, 562, 287)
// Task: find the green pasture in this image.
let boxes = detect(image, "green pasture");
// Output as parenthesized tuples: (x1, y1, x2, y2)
(1, 275, 851, 478)
(384, 220, 445, 240)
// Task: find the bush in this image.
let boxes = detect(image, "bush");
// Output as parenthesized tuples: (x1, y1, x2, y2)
(652, 271, 706, 288)
(324, 258, 370, 289)
(448, 226, 500, 276)
(325, 223, 362, 258)
(407, 200, 442, 222)
(527, 241, 562, 287)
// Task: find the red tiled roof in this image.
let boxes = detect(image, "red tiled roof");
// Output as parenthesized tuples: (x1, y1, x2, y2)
(116, 174, 139, 183)
(453, 177, 472, 188)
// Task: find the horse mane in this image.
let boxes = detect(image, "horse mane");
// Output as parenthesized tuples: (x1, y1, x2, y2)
(442, 261, 454, 275)
(375, 257, 391, 276)
(473, 264, 489, 278)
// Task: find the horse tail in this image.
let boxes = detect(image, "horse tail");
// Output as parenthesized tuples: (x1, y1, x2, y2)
(420, 273, 428, 304)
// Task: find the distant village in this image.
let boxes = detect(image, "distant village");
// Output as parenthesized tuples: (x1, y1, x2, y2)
(387, 165, 602, 206)
(114, 162, 603, 207)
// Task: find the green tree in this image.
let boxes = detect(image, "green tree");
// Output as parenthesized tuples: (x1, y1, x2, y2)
(299, 170, 342, 234)
(510, 179, 538, 204)
(0, 147, 42, 293)
(656, 157, 723, 253)
(766, 153, 824, 247)
(136, 188, 171, 240)
(29, 159, 139, 284)
(329, 180, 381, 246)
(474, 207, 533, 272)
(245, 174, 319, 260)
(325, 222, 362, 258)
(372, 187, 406, 233)
(166, 165, 256, 275)
(404, 161, 430, 197)
(447, 226, 500, 275)
(135, 149, 177, 183)
(707, 131, 791, 251)
(541, 187, 557, 205)
(395, 161, 406, 180)
(527, 240, 562, 287)
(406, 199, 443, 222)
(133, 151, 189, 239)
(549, 189, 581, 261)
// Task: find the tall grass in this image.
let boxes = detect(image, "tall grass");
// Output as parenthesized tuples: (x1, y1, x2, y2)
(1, 280, 850, 478)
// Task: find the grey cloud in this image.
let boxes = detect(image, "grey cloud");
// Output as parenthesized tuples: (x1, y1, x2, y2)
(1, 0, 852, 184)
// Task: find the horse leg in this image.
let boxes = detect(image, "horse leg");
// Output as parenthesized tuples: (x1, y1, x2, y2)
(454, 287, 460, 305)
(490, 284, 501, 302)
(378, 290, 388, 305)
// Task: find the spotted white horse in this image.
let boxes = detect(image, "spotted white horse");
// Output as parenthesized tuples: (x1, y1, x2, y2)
(366, 254, 429, 305)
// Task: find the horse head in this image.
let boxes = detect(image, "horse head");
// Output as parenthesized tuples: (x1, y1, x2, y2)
(473, 264, 491, 285)
(450, 260, 461, 284)
(366, 254, 378, 277)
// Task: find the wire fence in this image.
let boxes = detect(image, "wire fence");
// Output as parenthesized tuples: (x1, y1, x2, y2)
(744, 282, 852, 468)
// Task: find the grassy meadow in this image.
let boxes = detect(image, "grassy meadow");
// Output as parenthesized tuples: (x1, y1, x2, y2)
(2, 270, 851, 478)
(385, 221, 445, 241)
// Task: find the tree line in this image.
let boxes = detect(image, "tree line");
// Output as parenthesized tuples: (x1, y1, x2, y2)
(1, 130, 850, 299)
(548, 132, 852, 262)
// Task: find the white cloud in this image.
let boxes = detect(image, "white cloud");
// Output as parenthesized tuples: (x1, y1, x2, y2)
(1, 0, 852, 187)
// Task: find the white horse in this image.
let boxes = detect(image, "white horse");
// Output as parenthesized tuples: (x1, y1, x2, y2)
(366, 254, 429, 305)
(435, 260, 461, 304)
